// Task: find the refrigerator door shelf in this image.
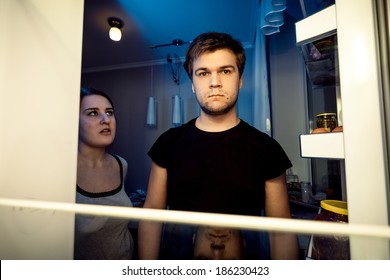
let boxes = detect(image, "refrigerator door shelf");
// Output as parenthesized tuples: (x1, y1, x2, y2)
(300, 132, 344, 159)
(296, 4, 336, 45)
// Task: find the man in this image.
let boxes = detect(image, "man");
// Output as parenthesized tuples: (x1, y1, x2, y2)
(138, 32, 298, 260)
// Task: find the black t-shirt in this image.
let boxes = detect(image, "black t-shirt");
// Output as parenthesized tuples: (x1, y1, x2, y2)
(148, 118, 292, 216)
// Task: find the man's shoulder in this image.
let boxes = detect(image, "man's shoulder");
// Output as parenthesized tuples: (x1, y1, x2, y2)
(239, 120, 272, 139)
(156, 119, 196, 142)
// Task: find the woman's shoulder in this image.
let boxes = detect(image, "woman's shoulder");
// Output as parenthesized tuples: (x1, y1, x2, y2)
(110, 153, 128, 178)
(110, 153, 127, 163)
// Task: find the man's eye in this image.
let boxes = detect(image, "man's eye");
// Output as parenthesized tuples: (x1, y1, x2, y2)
(222, 69, 231, 74)
(197, 72, 208, 77)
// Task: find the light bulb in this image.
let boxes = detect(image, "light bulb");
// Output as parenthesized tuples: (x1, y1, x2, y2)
(109, 27, 122, 41)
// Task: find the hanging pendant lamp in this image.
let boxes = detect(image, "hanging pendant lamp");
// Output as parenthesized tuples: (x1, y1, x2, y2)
(146, 64, 157, 127)
(146, 96, 156, 127)
(172, 95, 182, 127)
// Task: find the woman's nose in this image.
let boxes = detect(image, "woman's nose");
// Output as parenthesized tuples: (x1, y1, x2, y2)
(100, 113, 110, 123)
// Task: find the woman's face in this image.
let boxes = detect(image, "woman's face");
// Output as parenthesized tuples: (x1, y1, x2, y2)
(78, 94, 116, 148)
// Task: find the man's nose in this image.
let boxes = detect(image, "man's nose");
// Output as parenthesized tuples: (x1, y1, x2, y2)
(209, 72, 221, 88)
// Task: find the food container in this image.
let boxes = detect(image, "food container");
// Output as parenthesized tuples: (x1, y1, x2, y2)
(311, 200, 350, 260)
(316, 113, 337, 132)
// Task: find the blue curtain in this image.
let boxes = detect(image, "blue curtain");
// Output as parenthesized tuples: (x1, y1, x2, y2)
(253, 0, 286, 136)
(253, 28, 271, 135)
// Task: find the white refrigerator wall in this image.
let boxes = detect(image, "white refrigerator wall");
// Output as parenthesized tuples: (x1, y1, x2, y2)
(336, 0, 390, 259)
(0, 0, 83, 259)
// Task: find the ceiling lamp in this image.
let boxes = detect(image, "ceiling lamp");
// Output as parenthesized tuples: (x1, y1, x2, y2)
(108, 17, 123, 41)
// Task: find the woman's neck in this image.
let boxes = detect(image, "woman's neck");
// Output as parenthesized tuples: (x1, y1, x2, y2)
(78, 144, 108, 167)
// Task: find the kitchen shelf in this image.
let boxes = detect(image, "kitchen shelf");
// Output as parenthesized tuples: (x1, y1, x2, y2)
(299, 132, 344, 159)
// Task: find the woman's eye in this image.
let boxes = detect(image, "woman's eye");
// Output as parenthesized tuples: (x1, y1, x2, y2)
(87, 110, 98, 116)
(106, 110, 114, 116)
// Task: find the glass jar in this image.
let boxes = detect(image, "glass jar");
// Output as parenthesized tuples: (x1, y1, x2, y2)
(316, 113, 337, 132)
(300, 181, 312, 203)
(311, 200, 350, 260)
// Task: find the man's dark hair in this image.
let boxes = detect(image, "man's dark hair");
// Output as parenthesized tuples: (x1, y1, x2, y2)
(184, 32, 246, 80)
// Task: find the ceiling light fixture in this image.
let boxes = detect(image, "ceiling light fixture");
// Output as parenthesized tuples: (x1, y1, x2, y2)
(108, 17, 123, 41)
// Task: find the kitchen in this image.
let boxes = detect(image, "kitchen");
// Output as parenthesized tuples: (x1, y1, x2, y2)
(0, 0, 389, 262)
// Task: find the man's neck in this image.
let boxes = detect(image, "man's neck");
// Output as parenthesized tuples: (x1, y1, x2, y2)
(195, 111, 240, 132)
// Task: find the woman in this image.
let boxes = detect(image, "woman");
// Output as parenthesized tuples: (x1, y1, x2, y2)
(74, 87, 134, 259)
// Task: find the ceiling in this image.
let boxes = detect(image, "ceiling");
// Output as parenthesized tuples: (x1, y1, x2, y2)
(81, 0, 303, 72)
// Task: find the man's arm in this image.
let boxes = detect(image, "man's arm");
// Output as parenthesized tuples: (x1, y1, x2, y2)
(137, 161, 168, 259)
(265, 173, 299, 259)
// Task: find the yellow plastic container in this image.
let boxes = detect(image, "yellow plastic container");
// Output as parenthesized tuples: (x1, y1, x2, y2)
(320, 200, 348, 216)
(311, 200, 350, 260)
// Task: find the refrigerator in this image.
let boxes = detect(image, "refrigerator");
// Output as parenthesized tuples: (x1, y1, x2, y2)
(0, 0, 389, 260)
(295, 0, 390, 259)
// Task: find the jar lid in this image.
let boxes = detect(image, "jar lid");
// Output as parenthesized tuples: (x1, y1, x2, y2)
(316, 112, 336, 117)
(320, 200, 348, 215)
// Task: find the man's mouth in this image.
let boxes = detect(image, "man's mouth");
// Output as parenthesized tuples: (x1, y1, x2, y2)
(208, 90, 227, 98)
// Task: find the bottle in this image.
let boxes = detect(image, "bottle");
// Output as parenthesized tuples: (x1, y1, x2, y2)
(300, 181, 312, 203)
(311, 200, 350, 259)
(286, 168, 300, 201)
(286, 168, 299, 184)
(316, 113, 337, 132)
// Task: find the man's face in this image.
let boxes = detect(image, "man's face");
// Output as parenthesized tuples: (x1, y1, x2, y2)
(193, 226, 245, 260)
(191, 49, 242, 116)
